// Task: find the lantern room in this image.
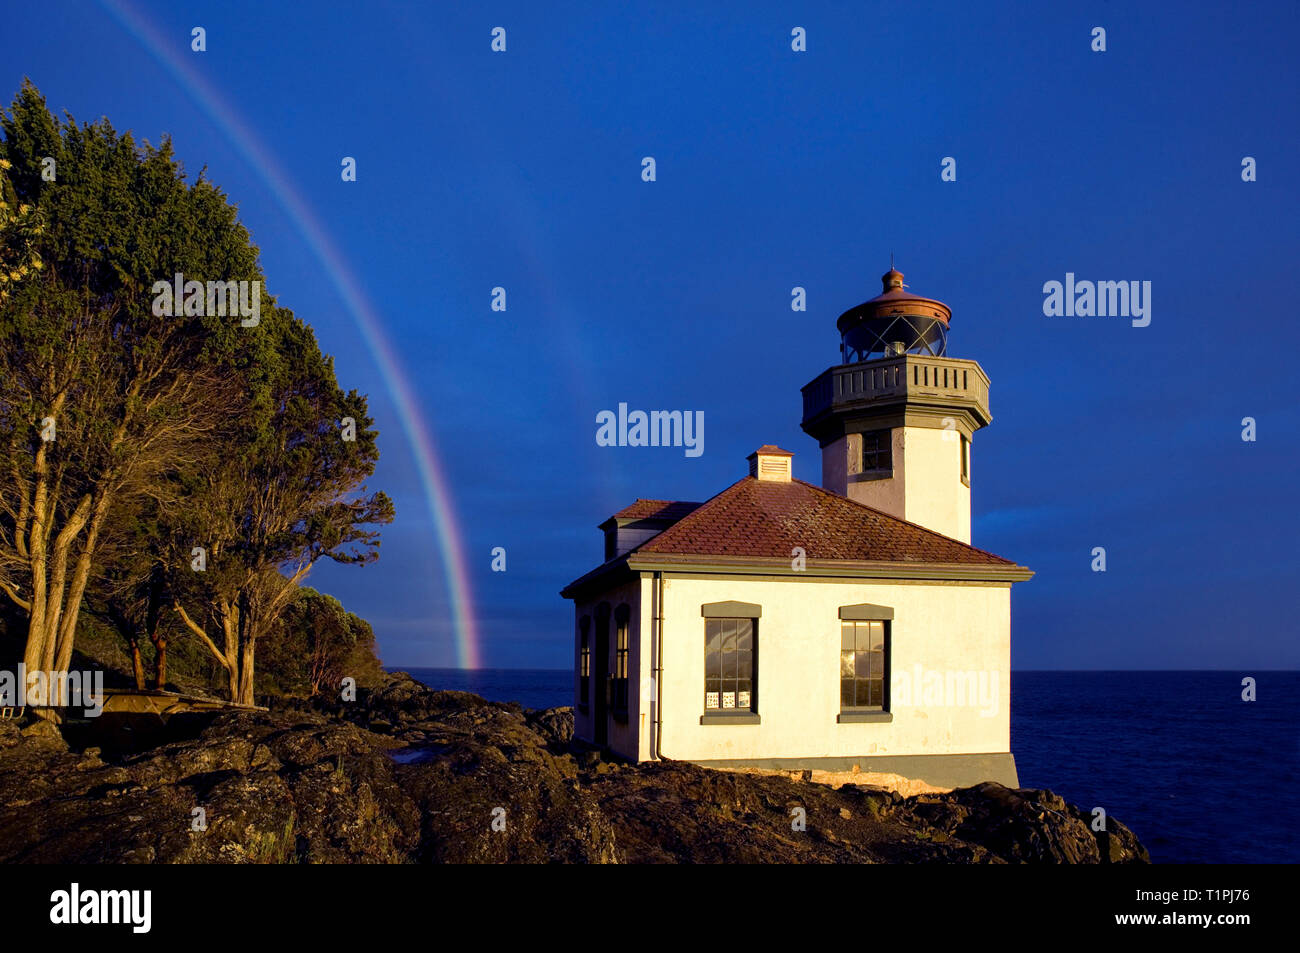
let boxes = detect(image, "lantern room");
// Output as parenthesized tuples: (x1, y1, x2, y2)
(836, 267, 951, 363)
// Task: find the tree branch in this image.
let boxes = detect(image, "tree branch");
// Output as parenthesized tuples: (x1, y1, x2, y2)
(0, 579, 31, 612)
(173, 601, 230, 671)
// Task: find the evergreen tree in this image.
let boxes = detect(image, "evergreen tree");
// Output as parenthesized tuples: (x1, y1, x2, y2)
(0, 82, 391, 704)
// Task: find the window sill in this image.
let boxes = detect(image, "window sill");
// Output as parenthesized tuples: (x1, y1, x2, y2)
(849, 469, 894, 484)
(700, 712, 761, 725)
(837, 711, 893, 724)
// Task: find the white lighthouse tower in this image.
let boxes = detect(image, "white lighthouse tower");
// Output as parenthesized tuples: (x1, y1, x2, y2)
(800, 266, 991, 543)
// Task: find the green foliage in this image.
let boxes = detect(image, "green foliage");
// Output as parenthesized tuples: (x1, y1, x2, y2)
(0, 155, 45, 303)
(161, 295, 395, 703)
(0, 79, 267, 363)
(258, 586, 384, 699)
(0, 81, 391, 701)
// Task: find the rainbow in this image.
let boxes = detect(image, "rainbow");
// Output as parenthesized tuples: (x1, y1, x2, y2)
(98, 0, 481, 668)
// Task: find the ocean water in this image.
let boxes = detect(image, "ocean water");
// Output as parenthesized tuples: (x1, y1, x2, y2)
(406, 667, 573, 713)
(404, 667, 1299, 864)
(1012, 671, 1299, 865)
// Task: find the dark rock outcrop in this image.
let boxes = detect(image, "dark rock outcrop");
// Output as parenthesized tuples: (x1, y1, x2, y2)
(0, 673, 1148, 864)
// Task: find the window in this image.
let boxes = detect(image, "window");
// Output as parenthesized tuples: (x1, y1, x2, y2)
(612, 606, 630, 714)
(841, 620, 888, 711)
(704, 618, 756, 712)
(960, 434, 970, 485)
(578, 617, 591, 707)
(862, 429, 892, 472)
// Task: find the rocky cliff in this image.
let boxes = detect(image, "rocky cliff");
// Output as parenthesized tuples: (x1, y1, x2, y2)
(0, 672, 1148, 863)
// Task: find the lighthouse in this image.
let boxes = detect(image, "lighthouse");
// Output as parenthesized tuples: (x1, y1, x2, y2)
(562, 262, 1029, 788)
(800, 266, 991, 544)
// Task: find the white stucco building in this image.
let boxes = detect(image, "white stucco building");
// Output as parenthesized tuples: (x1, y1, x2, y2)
(561, 268, 1032, 788)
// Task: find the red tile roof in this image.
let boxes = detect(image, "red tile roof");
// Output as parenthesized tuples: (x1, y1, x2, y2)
(562, 477, 1027, 598)
(608, 499, 702, 522)
(635, 477, 1015, 565)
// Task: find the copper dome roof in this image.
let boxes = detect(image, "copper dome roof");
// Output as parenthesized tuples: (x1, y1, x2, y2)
(835, 268, 952, 335)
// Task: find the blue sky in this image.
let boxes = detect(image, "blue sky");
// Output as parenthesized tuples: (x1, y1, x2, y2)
(5, 1, 1298, 669)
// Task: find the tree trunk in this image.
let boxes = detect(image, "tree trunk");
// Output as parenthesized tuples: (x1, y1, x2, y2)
(22, 442, 52, 686)
(151, 633, 167, 690)
(308, 636, 327, 697)
(234, 588, 256, 706)
(128, 636, 146, 690)
(52, 493, 109, 688)
(41, 495, 92, 699)
(146, 566, 166, 690)
(19, 395, 70, 702)
(221, 608, 239, 701)
(237, 634, 256, 706)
